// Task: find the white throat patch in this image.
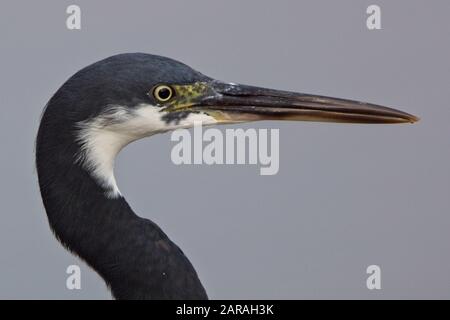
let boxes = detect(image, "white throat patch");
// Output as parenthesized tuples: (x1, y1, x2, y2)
(75, 104, 217, 198)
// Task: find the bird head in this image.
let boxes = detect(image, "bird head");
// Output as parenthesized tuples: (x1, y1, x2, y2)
(40, 53, 418, 197)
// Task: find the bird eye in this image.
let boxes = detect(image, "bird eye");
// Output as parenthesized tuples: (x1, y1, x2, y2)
(153, 85, 174, 102)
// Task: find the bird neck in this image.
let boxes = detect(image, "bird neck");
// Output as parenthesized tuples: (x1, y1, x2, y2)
(36, 122, 207, 299)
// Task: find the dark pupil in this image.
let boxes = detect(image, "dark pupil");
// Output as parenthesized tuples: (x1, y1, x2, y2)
(158, 87, 171, 100)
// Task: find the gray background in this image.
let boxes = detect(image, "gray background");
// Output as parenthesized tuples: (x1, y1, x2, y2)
(0, 0, 449, 299)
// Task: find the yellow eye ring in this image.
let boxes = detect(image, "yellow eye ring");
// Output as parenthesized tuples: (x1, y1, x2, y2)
(153, 85, 174, 102)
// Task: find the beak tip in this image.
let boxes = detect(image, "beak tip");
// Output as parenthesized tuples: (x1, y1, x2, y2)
(408, 114, 420, 123)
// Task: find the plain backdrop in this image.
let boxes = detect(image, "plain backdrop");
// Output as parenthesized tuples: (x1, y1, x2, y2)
(0, 0, 449, 299)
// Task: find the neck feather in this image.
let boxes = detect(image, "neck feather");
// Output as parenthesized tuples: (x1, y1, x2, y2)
(36, 114, 207, 299)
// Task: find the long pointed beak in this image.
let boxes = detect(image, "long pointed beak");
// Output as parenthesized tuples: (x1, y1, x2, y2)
(190, 81, 419, 124)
